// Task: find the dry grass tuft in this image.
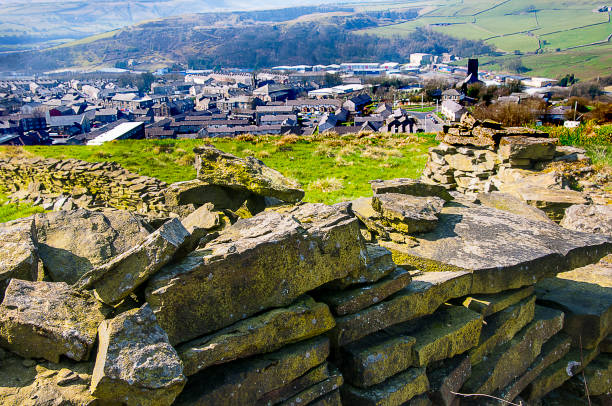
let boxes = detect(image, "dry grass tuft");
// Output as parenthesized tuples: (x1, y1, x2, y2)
(308, 177, 344, 193)
(236, 134, 256, 142)
(276, 134, 300, 146)
(175, 153, 195, 166)
(313, 145, 336, 158)
(256, 150, 271, 159)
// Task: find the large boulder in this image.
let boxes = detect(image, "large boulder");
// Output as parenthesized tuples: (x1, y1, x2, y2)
(34, 209, 150, 284)
(498, 136, 558, 161)
(76, 218, 190, 305)
(561, 204, 612, 236)
(146, 205, 364, 345)
(193, 146, 304, 203)
(91, 304, 186, 406)
(0, 218, 39, 290)
(370, 178, 453, 201)
(380, 205, 612, 294)
(0, 280, 107, 363)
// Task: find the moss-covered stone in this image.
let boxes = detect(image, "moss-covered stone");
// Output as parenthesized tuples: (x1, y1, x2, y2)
(147, 208, 363, 344)
(91, 304, 185, 406)
(340, 367, 429, 406)
(469, 295, 536, 365)
(492, 332, 571, 403)
(0, 218, 39, 289)
(523, 345, 600, 402)
(403, 304, 482, 367)
(330, 271, 472, 347)
(370, 178, 453, 201)
(427, 355, 471, 406)
(277, 368, 343, 406)
(476, 192, 553, 223)
(317, 268, 411, 317)
(562, 353, 612, 396)
(76, 218, 190, 305)
(175, 337, 329, 405)
(462, 306, 564, 395)
(456, 285, 534, 317)
(371, 194, 445, 235)
(536, 266, 612, 349)
(601, 335, 612, 353)
(163, 179, 249, 210)
(256, 363, 331, 405)
(330, 243, 397, 289)
(339, 331, 417, 388)
(308, 390, 343, 406)
(0, 353, 99, 406)
(177, 296, 335, 376)
(0, 280, 107, 363)
(194, 146, 304, 203)
(34, 209, 150, 284)
(380, 205, 611, 294)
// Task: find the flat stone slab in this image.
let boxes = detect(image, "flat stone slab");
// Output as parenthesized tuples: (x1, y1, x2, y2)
(0, 218, 39, 287)
(256, 363, 331, 406)
(380, 205, 612, 294)
(351, 197, 409, 244)
(494, 332, 571, 403)
(277, 369, 343, 406)
(309, 390, 343, 406)
(317, 268, 412, 316)
(91, 304, 186, 406)
(469, 295, 536, 366)
(77, 218, 190, 305)
(339, 330, 417, 388)
(175, 337, 329, 405)
(427, 355, 472, 406)
(327, 243, 393, 289)
(523, 344, 600, 402)
(146, 207, 363, 345)
(177, 296, 335, 376)
(456, 285, 534, 317)
(34, 209, 150, 284)
(194, 145, 304, 203)
(562, 352, 612, 397)
(164, 179, 249, 210)
(330, 271, 471, 347)
(372, 194, 445, 235)
(498, 136, 558, 161)
(536, 261, 612, 349)
(477, 192, 552, 223)
(462, 306, 564, 395)
(370, 178, 453, 201)
(341, 367, 429, 406)
(0, 280, 107, 363)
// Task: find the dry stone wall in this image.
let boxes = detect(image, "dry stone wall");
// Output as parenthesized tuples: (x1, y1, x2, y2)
(0, 147, 611, 406)
(0, 157, 168, 213)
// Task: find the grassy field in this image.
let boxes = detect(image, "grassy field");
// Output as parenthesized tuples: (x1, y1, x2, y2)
(2, 133, 438, 206)
(0, 192, 45, 223)
(357, 0, 612, 78)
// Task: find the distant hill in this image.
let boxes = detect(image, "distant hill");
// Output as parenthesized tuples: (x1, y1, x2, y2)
(0, 7, 494, 72)
(0, 0, 332, 51)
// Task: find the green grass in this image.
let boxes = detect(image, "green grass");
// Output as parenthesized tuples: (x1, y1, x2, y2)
(538, 124, 612, 167)
(0, 192, 46, 224)
(5, 134, 438, 205)
(540, 21, 612, 50)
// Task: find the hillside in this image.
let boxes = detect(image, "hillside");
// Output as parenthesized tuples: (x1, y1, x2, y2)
(0, 0, 332, 51)
(358, 0, 612, 79)
(0, 8, 493, 72)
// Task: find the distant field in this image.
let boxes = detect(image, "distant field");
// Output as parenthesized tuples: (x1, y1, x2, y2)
(358, 0, 612, 69)
(1, 134, 437, 206)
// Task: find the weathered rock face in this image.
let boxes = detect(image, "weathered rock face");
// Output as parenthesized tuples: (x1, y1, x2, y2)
(561, 204, 612, 236)
(0, 280, 107, 363)
(163, 178, 250, 210)
(77, 218, 190, 305)
(371, 193, 445, 234)
(330, 243, 396, 288)
(91, 304, 186, 406)
(194, 146, 304, 203)
(34, 209, 150, 284)
(176, 337, 329, 405)
(370, 178, 453, 201)
(381, 205, 612, 293)
(0, 218, 39, 289)
(177, 296, 335, 376)
(146, 206, 364, 344)
(498, 136, 558, 161)
(427, 355, 472, 406)
(457, 285, 535, 317)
